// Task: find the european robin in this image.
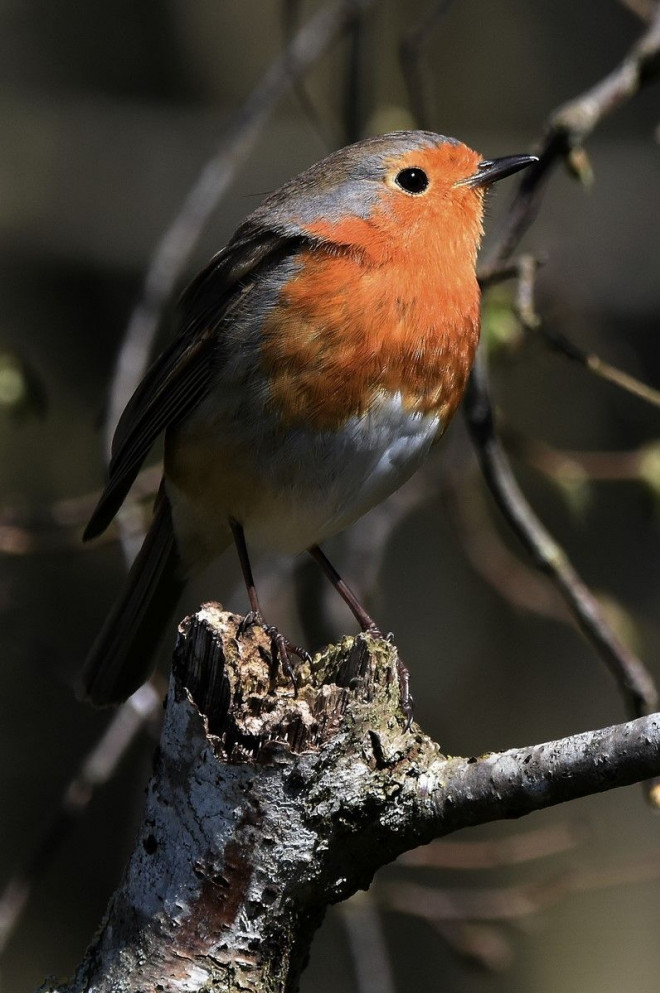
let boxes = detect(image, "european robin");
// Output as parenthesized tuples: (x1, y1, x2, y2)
(81, 130, 536, 708)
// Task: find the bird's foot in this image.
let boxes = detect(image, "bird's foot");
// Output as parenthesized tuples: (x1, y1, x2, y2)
(359, 625, 414, 730)
(237, 610, 262, 637)
(264, 625, 312, 695)
(396, 653, 414, 731)
(361, 623, 395, 644)
(237, 611, 311, 694)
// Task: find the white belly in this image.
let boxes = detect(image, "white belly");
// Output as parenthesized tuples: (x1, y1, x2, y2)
(167, 392, 442, 562)
(243, 394, 441, 552)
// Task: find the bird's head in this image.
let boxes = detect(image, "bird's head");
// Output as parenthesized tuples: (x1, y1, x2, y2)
(245, 131, 536, 270)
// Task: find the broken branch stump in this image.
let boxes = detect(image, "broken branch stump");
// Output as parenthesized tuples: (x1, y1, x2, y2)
(41, 605, 660, 993)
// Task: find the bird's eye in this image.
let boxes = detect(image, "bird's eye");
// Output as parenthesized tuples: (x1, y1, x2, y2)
(395, 167, 429, 195)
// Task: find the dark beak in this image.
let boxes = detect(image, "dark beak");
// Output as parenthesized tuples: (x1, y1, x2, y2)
(457, 154, 538, 188)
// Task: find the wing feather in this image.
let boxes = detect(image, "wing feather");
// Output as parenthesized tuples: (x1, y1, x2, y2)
(84, 229, 303, 540)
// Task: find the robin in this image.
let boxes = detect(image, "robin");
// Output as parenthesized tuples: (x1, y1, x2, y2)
(81, 130, 536, 708)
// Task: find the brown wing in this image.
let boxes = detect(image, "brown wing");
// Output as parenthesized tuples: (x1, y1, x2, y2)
(84, 229, 301, 540)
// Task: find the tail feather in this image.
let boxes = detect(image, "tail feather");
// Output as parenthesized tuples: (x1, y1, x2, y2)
(80, 492, 184, 706)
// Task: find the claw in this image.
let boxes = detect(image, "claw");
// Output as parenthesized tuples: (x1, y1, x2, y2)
(236, 612, 309, 696)
(396, 654, 414, 731)
(269, 628, 297, 693)
(237, 610, 262, 636)
(402, 693, 415, 732)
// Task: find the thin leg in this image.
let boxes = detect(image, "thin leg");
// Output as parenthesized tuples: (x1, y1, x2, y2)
(229, 517, 262, 616)
(309, 544, 414, 729)
(308, 545, 381, 635)
(229, 519, 310, 687)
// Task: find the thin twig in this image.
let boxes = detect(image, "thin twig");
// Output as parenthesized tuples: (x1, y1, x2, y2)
(399, 0, 456, 130)
(400, 823, 581, 870)
(387, 841, 660, 972)
(338, 893, 397, 993)
(431, 921, 513, 973)
(619, 0, 659, 23)
(443, 474, 570, 624)
(381, 878, 558, 924)
(464, 12, 660, 771)
(0, 682, 163, 958)
(482, 257, 660, 408)
(0, 465, 160, 555)
(480, 6, 660, 273)
(510, 254, 541, 331)
(464, 351, 658, 722)
(343, 3, 367, 143)
(541, 322, 660, 408)
(381, 856, 660, 925)
(478, 255, 545, 291)
(280, 0, 338, 150)
(505, 431, 660, 485)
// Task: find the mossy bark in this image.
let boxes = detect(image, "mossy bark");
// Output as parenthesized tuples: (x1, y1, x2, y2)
(40, 605, 660, 993)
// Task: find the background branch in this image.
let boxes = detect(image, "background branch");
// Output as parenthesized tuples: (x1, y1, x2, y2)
(462, 9, 660, 755)
(0, 683, 163, 959)
(481, 5, 660, 272)
(464, 353, 658, 723)
(399, 0, 456, 130)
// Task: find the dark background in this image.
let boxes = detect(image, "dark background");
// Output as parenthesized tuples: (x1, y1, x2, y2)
(0, 1, 658, 990)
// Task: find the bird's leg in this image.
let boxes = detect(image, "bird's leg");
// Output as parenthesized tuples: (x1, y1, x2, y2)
(229, 518, 262, 622)
(308, 545, 414, 728)
(308, 545, 381, 634)
(229, 519, 310, 689)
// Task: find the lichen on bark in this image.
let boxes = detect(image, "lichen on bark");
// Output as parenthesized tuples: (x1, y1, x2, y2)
(40, 605, 660, 993)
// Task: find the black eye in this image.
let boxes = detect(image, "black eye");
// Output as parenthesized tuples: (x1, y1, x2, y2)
(395, 167, 429, 195)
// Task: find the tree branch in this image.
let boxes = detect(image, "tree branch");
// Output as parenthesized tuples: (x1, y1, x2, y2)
(463, 9, 660, 748)
(481, 5, 660, 273)
(40, 607, 660, 993)
(464, 352, 658, 722)
(399, 0, 456, 131)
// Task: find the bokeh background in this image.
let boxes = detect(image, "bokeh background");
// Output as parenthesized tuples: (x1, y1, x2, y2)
(1, 1, 659, 990)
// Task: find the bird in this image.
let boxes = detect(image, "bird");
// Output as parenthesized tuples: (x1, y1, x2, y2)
(81, 130, 536, 708)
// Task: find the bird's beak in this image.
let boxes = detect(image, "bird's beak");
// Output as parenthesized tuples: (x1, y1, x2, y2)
(457, 154, 539, 188)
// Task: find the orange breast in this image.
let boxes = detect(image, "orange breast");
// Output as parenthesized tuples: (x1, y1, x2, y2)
(259, 241, 480, 432)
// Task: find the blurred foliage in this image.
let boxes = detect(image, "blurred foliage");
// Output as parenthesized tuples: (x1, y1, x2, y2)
(482, 288, 524, 355)
(0, 347, 47, 421)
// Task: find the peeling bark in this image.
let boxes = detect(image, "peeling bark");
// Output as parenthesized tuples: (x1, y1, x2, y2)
(41, 605, 660, 993)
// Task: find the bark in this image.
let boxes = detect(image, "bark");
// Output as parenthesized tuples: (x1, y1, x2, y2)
(41, 605, 660, 993)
